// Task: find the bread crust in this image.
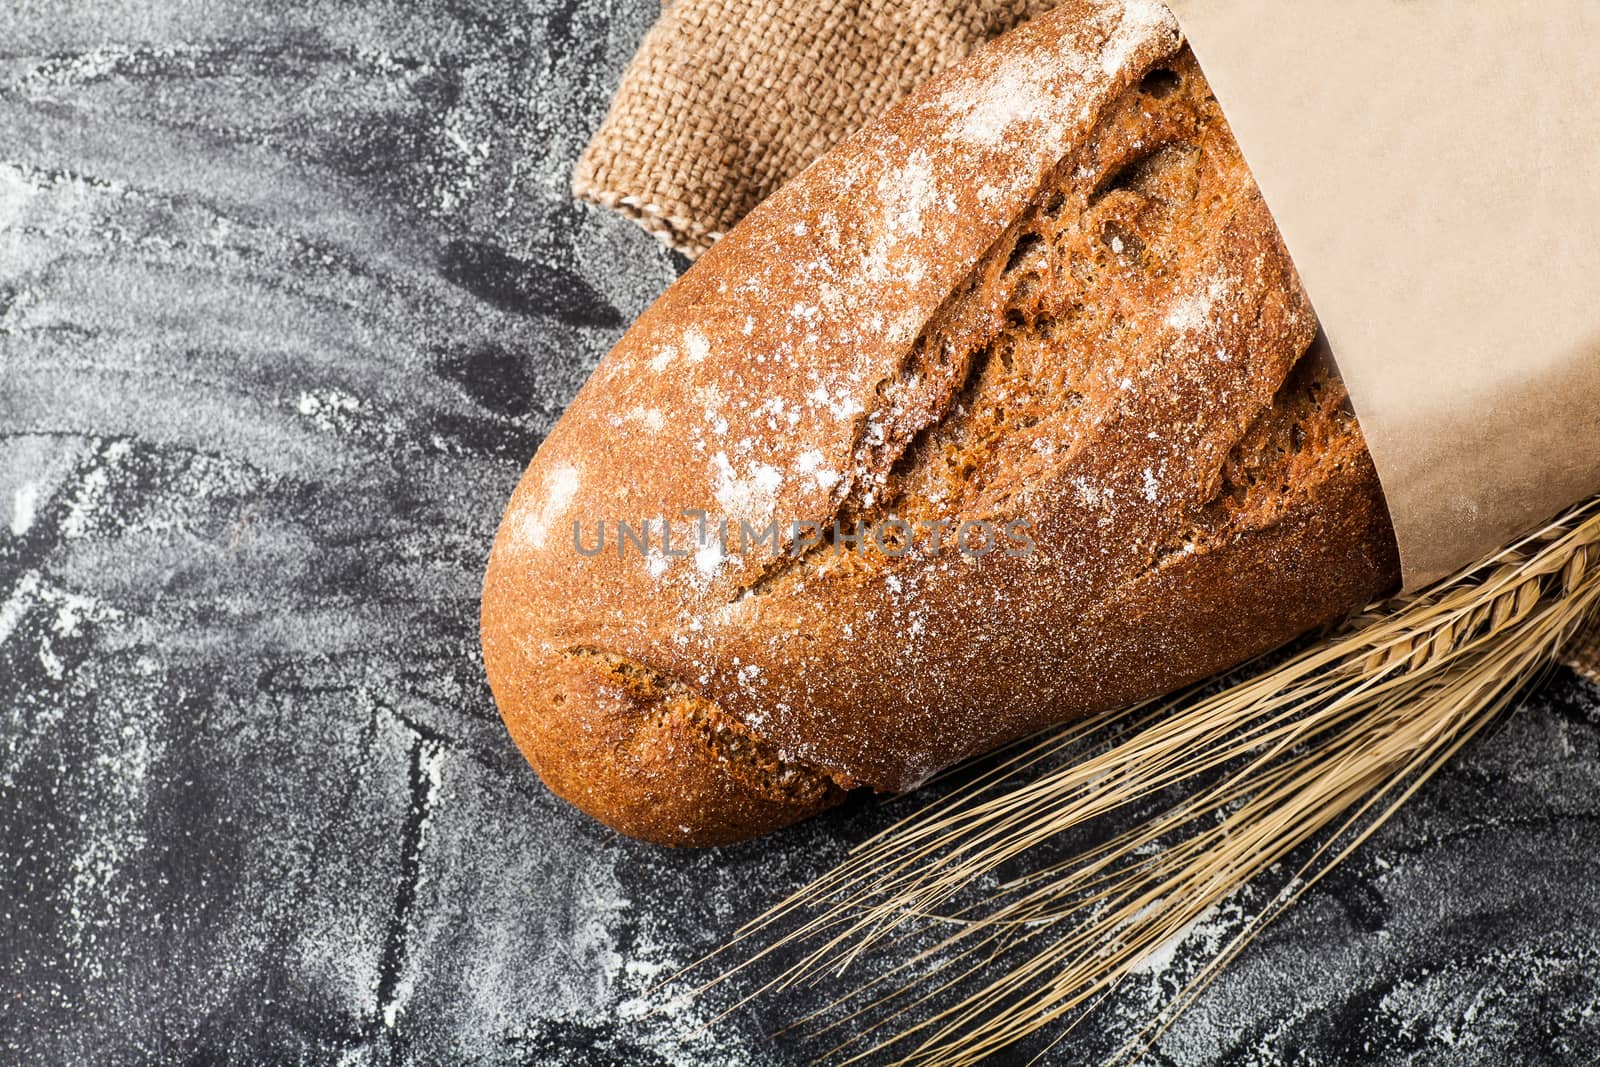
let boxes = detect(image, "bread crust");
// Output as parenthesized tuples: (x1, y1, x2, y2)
(481, 0, 1400, 846)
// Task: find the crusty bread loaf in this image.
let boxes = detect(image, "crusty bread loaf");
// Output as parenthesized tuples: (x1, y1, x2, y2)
(481, 0, 1401, 846)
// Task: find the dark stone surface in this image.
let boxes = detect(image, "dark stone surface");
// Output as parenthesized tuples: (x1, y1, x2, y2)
(1, 2, 1597, 1063)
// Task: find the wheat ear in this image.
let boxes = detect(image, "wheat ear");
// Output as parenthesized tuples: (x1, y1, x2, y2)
(690, 497, 1600, 1066)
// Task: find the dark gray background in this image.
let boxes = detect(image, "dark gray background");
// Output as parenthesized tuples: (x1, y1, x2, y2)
(2, 1, 1598, 1063)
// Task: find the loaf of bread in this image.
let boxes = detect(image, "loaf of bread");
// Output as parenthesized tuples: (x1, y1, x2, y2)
(481, 0, 1401, 846)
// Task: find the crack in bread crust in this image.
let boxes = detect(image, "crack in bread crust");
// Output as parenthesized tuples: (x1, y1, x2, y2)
(562, 647, 852, 804)
(742, 51, 1364, 602)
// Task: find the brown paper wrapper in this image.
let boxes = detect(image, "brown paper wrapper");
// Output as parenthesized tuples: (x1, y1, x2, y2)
(573, 0, 1600, 681)
(1167, 0, 1600, 591)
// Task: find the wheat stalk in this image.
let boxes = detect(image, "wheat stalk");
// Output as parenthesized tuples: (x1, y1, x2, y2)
(682, 496, 1600, 1066)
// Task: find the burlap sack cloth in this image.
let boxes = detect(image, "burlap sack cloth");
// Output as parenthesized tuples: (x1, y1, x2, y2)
(571, 0, 1600, 683)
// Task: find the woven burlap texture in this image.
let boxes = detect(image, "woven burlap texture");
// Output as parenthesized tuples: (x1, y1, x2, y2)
(572, 0, 1053, 256)
(571, 0, 1600, 684)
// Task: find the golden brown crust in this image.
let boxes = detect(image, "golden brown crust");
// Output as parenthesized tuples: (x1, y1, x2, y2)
(498, 648, 845, 846)
(481, 1, 1401, 846)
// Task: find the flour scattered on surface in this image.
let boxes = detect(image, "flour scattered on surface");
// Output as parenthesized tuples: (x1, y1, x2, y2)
(1165, 277, 1227, 335)
(623, 406, 666, 433)
(711, 451, 782, 531)
(694, 537, 726, 578)
(860, 148, 938, 285)
(794, 449, 840, 491)
(1099, 0, 1179, 78)
(0, 162, 39, 228)
(933, 1, 1175, 151)
(11, 481, 37, 535)
(806, 384, 864, 422)
(938, 51, 1080, 147)
(519, 464, 581, 549)
(295, 388, 363, 431)
(682, 327, 711, 363)
(60, 440, 132, 539)
(1130, 902, 1225, 979)
(649, 344, 677, 372)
